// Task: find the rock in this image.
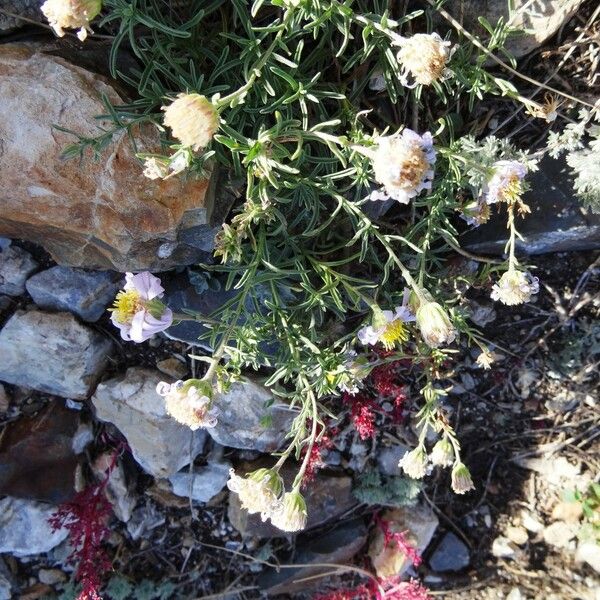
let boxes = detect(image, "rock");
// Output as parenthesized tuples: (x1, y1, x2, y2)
(92, 367, 206, 477)
(126, 502, 165, 541)
(376, 448, 405, 478)
(520, 510, 544, 534)
(26, 267, 121, 322)
(37, 569, 66, 586)
(492, 536, 517, 558)
(0, 558, 13, 600)
(0, 238, 9, 250)
(0, 44, 220, 272)
(505, 525, 529, 546)
(0, 310, 112, 399)
(506, 588, 524, 600)
(228, 462, 356, 538)
(543, 521, 578, 549)
(0, 383, 9, 413)
(551, 500, 584, 524)
(0, 0, 42, 30)
(156, 357, 188, 380)
(466, 300, 496, 328)
(169, 460, 231, 503)
(464, 157, 600, 255)
(257, 519, 367, 595)
(441, 0, 587, 58)
(0, 402, 82, 503)
(513, 456, 584, 489)
(0, 497, 68, 556)
(208, 378, 295, 452)
(369, 504, 439, 578)
(576, 541, 600, 574)
(429, 532, 471, 572)
(92, 453, 137, 523)
(0, 245, 38, 296)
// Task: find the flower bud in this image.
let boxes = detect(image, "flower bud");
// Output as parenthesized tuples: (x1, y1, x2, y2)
(269, 490, 308, 532)
(476, 350, 495, 370)
(398, 446, 428, 480)
(416, 301, 457, 348)
(162, 93, 219, 151)
(430, 437, 454, 467)
(41, 0, 102, 41)
(451, 462, 475, 494)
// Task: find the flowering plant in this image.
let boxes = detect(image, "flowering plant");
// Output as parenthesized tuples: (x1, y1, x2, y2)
(46, 0, 597, 543)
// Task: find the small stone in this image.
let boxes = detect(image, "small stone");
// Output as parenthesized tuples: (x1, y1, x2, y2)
(505, 525, 529, 546)
(228, 462, 356, 538)
(92, 367, 206, 478)
(0, 245, 38, 296)
(37, 569, 66, 586)
(92, 453, 137, 523)
(429, 532, 470, 572)
(207, 378, 295, 452)
(0, 557, 14, 600)
(467, 300, 496, 327)
(0, 310, 113, 399)
(551, 500, 584, 524)
(126, 502, 165, 541)
(0, 239, 10, 251)
(575, 541, 600, 573)
(377, 444, 410, 477)
(520, 510, 544, 533)
(156, 357, 188, 380)
(257, 519, 367, 596)
(26, 267, 121, 322)
(0, 497, 68, 556)
(0, 384, 9, 413)
(169, 460, 231, 503)
(492, 536, 517, 558)
(543, 521, 578, 549)
(506, 588, 524, 600)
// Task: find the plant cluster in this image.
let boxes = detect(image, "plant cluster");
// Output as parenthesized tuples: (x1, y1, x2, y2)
(43, 0, 598, 549)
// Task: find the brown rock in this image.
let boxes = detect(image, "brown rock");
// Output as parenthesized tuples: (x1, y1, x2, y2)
(156, 357, 188, 380)
(0, 402, 81, 503)
(228, 461, 356, 538)
(0, 44, 217, 272)
(441, 0, 586, 58)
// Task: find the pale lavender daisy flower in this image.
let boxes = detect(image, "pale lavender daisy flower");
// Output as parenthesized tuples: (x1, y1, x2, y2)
(483, 160, 527, 205)
(110, 272, 173, 343)
(371, 129, 436, 204)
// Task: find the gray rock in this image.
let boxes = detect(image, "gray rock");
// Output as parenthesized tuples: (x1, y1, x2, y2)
(0, 558, 13, 600)
(0, 0, 42, 30)
(38, 568, 66, 586)
(377, 445, 410, 476)
(208, 378, 296, 452)
(257, 519, 367, 595)
(126, 502, 166, 541)
(0, 245, 38, 296)
(92, 367, 206, 477)
(0, 497, 68, 557)
(26, 267, 121, 322)
(464, 157, 600, 255)
(169, 460, 231, 503)
(0, 238, 10, 251)
(0, 310, 112, 399)
(429, 532, 471, 572)
(0, 295, 11, 316)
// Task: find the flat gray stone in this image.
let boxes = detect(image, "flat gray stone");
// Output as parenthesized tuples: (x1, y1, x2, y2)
(0, 0, 42, 30)
(463, 157, 600, 255)
(0, 497, 68, 557)
(0, 558, 13, 600)
(429, 532, 471, 572)
(92, 367, 206, 478)
(208, 378, 295, 452)
(377, 445, 410, 476)
(169, 460, 231, 503)
(0, 245, 38, 296)
(26, 266, 121, 322)
(0, 310, 112, 399)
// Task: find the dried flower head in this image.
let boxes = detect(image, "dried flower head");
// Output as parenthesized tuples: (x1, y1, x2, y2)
(162, 93, 219, 151)
(526, 93, 561, 123)
(41, 0, 101, 41)
(415, 300, 457, 348)
(142, 157, 169, 180)
(430, 437, 454, 467)
(269, 490, 308, 532)
(483, 160, 527, 204)
(399, 446, 428, 480)
(372, 129, 436, 203)
(227, 468, 282, 520)
(396, 32, 453, 87)
(358, 289, 415, 349)
(491, 269, 539, 305)
(460, 198, 491, 227)
(451, 462, 475, 494)
(109, 272, 173, 343)
(476, 349, 495, 370)
(156, 379, 217, 430)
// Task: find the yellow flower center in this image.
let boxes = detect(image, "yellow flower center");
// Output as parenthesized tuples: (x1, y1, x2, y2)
(110, 290, 143, 323)
(500, 175, 523, 203)
(380, 319, 409, 349)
